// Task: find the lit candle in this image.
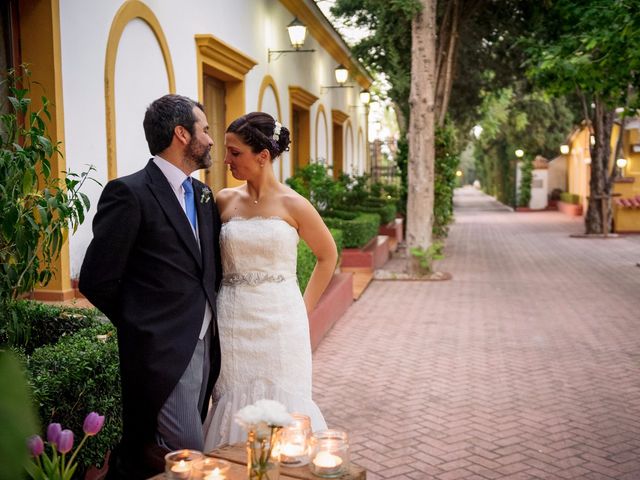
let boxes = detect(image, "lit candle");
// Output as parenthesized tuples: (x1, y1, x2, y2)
(281, 443, 306, 457)
(169, 459, 191, 479)
(193, 458, 230, 480)
(204, 467, 224, 480)
(312, 451, 343, 475)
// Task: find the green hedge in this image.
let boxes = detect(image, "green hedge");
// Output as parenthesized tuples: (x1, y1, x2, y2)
(27, 323, 121, 475)
(322, 213, 380, 248)
(355, 202, 396, 225)
(297, 228, 343, 293)
(0, 300, 100, 354)
(560, 192, 580, 205)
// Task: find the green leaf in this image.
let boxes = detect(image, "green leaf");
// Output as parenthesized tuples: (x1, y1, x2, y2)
(79, 193, 91, 210)
(22, 169, 34, 194)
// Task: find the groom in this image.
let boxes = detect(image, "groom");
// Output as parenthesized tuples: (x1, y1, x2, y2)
(80, 94, 222, 479)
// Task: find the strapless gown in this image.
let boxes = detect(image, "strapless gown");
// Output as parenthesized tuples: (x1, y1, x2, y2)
(203, 217, 327, 449)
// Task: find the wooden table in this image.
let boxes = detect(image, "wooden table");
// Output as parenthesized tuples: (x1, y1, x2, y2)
(149, 443, 366, 479)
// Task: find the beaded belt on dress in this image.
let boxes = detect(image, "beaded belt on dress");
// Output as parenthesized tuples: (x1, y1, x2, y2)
(222, 271, 295, 286)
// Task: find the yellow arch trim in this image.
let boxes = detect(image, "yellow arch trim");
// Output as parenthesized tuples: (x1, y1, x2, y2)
(104, 0, 176, 179)
(345, 120, 354, 171)
(315, 104, 328, 164)
(257, 75, 284, 180)
(357, 127, 364, 170)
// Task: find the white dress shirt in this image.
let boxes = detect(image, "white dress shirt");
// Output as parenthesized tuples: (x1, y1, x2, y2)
(153, 156, 212, 339)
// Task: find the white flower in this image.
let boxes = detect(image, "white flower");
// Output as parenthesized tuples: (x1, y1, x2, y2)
(200, 186, 212, 204)
(235, 399, 293, 434)
(272, 121, 282, 142)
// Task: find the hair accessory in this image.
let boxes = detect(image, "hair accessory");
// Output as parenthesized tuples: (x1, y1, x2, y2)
(273, 121, 282, 142)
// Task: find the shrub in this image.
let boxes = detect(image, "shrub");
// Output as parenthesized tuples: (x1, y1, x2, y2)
(323, 213, 380, 248)
(0, 300, 100, 354)
(0, 66, 96, 309)
(355, 202, 396, 225)
(434, 122, 460, 238)
(286, 163, 345, 213)
(297, 228, 343, 293)
(27, 323, 121, 474)
(560, 192, 580, 204)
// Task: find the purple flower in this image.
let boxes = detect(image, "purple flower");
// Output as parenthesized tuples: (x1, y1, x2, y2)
(83, 412, 105, 436)
(57, 429, 74, 454)
(47, 423, 62, 445)
(27, 435, 44, 457)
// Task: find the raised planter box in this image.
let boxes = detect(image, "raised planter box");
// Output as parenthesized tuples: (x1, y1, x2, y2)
(308, 272, 353, 351)
(379, 217, 403, 249)
(558, 200, 583, 216)
(340, 235, 390, 270)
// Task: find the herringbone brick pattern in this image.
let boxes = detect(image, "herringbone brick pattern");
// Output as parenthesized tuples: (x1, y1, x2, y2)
(312, 187, 640, 480)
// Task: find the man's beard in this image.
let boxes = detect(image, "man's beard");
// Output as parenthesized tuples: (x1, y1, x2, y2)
(187, 137, 212, 169)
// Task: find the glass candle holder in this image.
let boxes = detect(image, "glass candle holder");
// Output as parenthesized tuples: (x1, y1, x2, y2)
(309, 430, 349, 478)
(164, 449, 205, 479)
(192, 458, 231, 480)
(278, 413, 311, 466)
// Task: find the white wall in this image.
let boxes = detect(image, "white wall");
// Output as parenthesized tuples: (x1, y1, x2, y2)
(59, 0, 369, 278)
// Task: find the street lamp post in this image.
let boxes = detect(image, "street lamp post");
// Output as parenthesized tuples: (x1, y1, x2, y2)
(514, 149, 524, 208)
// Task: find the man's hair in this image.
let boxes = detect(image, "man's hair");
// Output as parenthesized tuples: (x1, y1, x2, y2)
(143, 94, 205, 155)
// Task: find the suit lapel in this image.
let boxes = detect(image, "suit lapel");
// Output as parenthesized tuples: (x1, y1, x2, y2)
(145, 161, 202, 269)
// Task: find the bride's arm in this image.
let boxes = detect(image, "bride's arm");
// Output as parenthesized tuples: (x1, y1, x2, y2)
(292, 196, 338, 314)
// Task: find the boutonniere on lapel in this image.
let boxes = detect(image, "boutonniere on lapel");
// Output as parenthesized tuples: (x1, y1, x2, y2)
(200, 186, 212, 204)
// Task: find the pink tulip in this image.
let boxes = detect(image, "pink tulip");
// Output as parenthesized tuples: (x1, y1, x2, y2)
(47, 423, 62, 445)
(27, 435, 44, 457)
(82, 412, 105, 436)
(57, 429, 74, 454)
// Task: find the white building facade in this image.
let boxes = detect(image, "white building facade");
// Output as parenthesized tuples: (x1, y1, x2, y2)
(4, 0, 372, 299)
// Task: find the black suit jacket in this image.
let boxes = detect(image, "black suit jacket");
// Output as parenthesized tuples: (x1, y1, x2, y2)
(79, 160, 222, 475)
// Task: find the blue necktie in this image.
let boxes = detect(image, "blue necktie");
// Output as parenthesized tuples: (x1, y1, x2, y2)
(182, 178, 198, 231)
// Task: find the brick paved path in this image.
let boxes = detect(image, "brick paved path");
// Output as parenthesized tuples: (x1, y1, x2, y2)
(312, 187, 640, 480)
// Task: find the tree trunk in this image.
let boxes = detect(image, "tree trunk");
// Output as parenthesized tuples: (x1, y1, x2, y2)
(585, 99, 614, 234)
(406, 0, 437, 273)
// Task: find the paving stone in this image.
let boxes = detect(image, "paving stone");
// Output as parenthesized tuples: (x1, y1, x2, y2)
(312, 188, 640, 479)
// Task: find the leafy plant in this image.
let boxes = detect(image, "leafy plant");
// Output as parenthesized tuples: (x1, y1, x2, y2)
(0, 350, 39, 480)
(409, 242, 444, 275)
(0, 300, 100, 354)
(27, 324, 121, 473)
(0, 66, 98, 308)
(286, 163, 345, 213)
(518, 156, 533, 207)
(26, 412, 105, 480)
(434, 121, 460, 238)
(296, 228, 343, 294)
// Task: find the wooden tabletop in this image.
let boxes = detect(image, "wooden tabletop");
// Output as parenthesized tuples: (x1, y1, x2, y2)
(148, 443, 365, 479)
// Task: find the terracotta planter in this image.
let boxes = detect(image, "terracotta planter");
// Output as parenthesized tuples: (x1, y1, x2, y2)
(557, 201, 583, 216)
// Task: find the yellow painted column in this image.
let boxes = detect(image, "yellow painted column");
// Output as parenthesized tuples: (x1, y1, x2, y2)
(19, 0, 74, 301)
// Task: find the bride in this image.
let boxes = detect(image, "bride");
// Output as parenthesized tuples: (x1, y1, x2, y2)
(203, 112, 338, 449)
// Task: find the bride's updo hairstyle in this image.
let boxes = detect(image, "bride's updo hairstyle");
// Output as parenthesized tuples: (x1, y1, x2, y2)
(226, 112, 291, 161)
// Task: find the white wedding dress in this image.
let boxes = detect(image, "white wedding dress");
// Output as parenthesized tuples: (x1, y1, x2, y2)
(203, 216, 327, 449)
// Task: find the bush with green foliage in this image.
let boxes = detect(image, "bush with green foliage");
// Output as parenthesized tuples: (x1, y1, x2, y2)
(518, 157, 533, 207)
(560, 192, 580, 205)
(409, 241, 444, 275)
(355, 201, 397, 225)
(0, 350, 39, 480)
(26, 323, 121, 474)
(434, 122, 460, 238)
(297, 228, 344, 293)
(286, 163, 345, 213)
(323, 213, 380, 248)
(0, 300, 100, 354)
(0, 67, 97, 310)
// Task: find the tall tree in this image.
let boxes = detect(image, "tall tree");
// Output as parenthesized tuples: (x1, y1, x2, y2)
(525, 0, 640, 234)
(406, 0, 437, 258)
